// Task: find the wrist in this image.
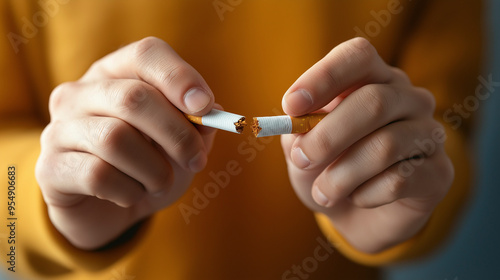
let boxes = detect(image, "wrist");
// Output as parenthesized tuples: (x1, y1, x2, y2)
(47, 198, 139, 250)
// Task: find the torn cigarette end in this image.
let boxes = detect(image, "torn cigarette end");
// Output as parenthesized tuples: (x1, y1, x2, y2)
(234, 117, 247, 134)
(186, 110, 328, 137)
(252, 113, 328, 137)
(251, 118, 262, 136)
(185, 109, 246, 134)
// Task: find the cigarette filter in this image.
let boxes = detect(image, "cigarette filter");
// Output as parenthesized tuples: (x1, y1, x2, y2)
(252, 113, 328, 137)
(185, 109, 246, 134)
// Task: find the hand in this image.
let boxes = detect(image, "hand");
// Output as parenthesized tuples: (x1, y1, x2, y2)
(281, 38, 453, 253)
(36, 37, 217, 250)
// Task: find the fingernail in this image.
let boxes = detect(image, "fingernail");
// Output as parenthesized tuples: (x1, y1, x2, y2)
(184, 88, 211, 113)
(313, 186, 331, 207)
(283, 89, 313, 115)
(188, 151, 207, 173)
(291, 147, 311, 169)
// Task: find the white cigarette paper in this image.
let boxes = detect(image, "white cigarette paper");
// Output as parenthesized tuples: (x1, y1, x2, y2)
(186, 110, 326, 137)
(252, 116, 292, 137)
(185, 109, 246, 134)
(252, 113, 327, 137)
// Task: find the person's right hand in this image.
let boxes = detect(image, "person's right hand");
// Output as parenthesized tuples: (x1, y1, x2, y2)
(35, 37, 217, 250)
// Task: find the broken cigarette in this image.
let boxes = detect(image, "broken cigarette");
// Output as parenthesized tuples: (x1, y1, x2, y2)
(185, 109, 246, 134)
(185, 109, 328, 137)
(252, 113, 328, 137)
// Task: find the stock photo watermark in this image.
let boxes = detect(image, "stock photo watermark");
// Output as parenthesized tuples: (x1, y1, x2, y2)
(212, 0, 243, 22)
(109, 267, 136, 280)
(4, 166, 17, 273)
(7, 0, 69, 54)
(281, 236, 336, 280)
(444, 74, 500, 130)
(397, 126, 447, 179)
(397, 73, 499, 180)
(178, 108, 279, 224)
(354, 0, 404, 40)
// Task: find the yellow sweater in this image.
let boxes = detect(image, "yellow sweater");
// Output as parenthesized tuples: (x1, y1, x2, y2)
(0, 1, 482, 279)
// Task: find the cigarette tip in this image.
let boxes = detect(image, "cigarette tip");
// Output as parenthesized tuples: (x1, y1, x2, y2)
(234, 117, 247, 134)
(251, 118, 262, 137)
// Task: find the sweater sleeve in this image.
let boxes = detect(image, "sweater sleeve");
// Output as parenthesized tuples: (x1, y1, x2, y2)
(0, 2, 152, 278)
(315, 0, 483, 265)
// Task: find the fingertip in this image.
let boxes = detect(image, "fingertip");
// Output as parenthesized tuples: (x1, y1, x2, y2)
(282, 89, 313, 116)
(184, 87, 214, 115)
(312, 185, 333, 208)
(291, 146, 311, 169)
(116, 190, 147, 208)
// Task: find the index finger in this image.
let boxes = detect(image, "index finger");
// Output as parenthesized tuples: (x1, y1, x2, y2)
(81, 37, 214, 116)
(282, 37, 393, 116)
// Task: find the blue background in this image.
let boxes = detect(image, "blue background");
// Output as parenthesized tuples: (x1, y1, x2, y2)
(384, 0, 500, 279)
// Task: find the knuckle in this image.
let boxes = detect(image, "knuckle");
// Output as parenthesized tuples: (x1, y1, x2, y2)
(151, 166, 173, 191)
(357, 84, 393, 119)
(116, 82, 150, 114)
(81, 157, 110, 196)
(40, 122, 56, 146)
(308, 126, 335, 160)
(322, 171, 346, 202)
(430, 119, 445, 133)
(385, 171, 406, 201)
(132, 36, 165, 60)
(416, 87, 436, 114)
(349, 37, 378, 67)
(35, 154, 53, 188)
(59, 153, 81, 180)
(158, 63, 190, 88)
(86, 60, 101, 75)
(368, 132, 398, 164)
(433, 155, 454, 198)
(36, 153, 74, 198)
(49, 82, 78, 115)
(92, 119, 128, 152)
(314, 63, 342, 91)
(390, 67, 411, 83)
(427, 120, 447, 149)
(169, 126, 198, 155)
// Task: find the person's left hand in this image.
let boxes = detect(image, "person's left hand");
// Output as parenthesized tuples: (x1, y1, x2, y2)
(281, 38, 453, 253)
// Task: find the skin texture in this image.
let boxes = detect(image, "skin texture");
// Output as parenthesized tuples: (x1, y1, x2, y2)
(36, 37, 219, 250)
(36, 37, 453, 253)
(281, 38, 453, 253)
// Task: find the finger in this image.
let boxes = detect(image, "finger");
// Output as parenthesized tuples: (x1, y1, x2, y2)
(349, 152, 453, 209)
(311, 119, 445, 207)
(290, 84, 435, 171)
(389, 66, 412, 86)
(46, 117, 174, 195)
(283, 37, 398, 116)
(81, 36, 214, 115)
(50, 79, 208, 172)
(36, 151, 146, 208)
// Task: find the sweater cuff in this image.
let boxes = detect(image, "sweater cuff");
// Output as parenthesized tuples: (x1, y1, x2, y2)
(314, 125, 472, 266)
(315, 212, 422, 266)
